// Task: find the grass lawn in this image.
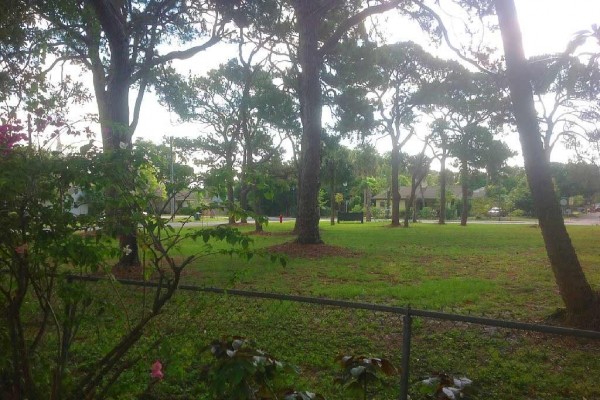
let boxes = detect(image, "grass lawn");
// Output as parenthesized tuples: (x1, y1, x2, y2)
(76, 221, 600, 399)
(179, 221, 600, 321)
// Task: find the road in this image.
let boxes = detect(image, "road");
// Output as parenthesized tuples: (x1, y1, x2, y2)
(167, 214, 600, 228)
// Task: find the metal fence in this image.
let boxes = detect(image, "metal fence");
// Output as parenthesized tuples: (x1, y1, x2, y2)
(69, 274, 600, 400)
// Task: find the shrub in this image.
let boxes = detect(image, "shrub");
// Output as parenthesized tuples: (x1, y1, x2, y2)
(509, 209, 526, 217)
(335, 355, 397, 399)
(419, 207, 437, 219)
(201, 337, 322, 400)
(0, 139, 274, 399)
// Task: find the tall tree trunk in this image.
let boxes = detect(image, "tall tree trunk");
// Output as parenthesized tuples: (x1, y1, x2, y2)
(330, 159, 336, 225)
(365, 185, 372, 222)
(495, 0, 598, 328)
(413, 184, 424, 223)
(391, 144, 401, 226)
(240, 142, 250, 224)
(295, 4, 323, 244)
(404, 179, 418, 228)
(89, 0, 139, 268)
(227, 179, 236, 225)
(438, 151, 447, 224)
(107, 42, 139, 268)
(254, 189, 263, 232)
(460, 159, 469, 226)
(239, 184, 249, 224)
(239, 61, 253, 225)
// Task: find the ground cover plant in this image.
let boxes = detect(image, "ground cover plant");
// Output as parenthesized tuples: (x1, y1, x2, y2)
(61, 220, 598, 399)
(3, 211, 600, 398)
(181, 222, 600, 322)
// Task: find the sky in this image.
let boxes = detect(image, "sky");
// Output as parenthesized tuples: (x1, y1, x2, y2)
(58, 0, 600, 166)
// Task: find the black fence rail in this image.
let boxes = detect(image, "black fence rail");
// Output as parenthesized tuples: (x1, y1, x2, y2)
(66, 274, 600, 399)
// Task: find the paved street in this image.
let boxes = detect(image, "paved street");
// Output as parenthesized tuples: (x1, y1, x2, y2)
(166, 213, 600, 229)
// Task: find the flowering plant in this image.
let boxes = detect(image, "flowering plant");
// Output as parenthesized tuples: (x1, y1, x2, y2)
(0, 123, 27, 154)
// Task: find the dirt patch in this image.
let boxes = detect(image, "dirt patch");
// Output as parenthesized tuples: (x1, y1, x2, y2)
(266, 241, 362, 259)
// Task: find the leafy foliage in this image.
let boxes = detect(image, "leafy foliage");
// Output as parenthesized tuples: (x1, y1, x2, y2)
(0, 127, 284, 398)
(335, 355, 396, 399)
(202, 336, 307, 400)
(415, 372, 473, 399)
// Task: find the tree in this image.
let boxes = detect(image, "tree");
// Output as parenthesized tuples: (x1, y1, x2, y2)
(351, 143, 382, 222)
(551, 162, 600, 201)
(430, 65, 509, 226)
(529, 55, 600, 160)
(235, 38, 300, 229)
(286, 0, 404, 243)
(159, 57, 297, 227)
(33, 0, 240, 266)
(403, 140, 431, 227)
(321, 135, 352, 225)
(133, 138, 197, 216)
(429, 119, 451, 224)
(162, 62, 243, 224)
(495, 0, 599, 328)
(334, 41, 451, 226)
(0, 134, 263, 398)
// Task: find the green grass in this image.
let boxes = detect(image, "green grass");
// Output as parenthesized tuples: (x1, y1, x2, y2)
(75, 221, 600, 399)
(176, 222, 599, 321)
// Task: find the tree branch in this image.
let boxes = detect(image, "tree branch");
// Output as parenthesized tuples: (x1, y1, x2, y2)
(412, 0, 496, 75)
(318, 0, 402, 58)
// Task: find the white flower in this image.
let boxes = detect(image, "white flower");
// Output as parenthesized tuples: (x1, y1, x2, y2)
(441, 387, 457, 399)
(252, 356, 266, 366)
(350, 366, 366, 377)
(453, 377, 473, 388)
(421, 377, 439, 386)
(122, 245, 132, 256)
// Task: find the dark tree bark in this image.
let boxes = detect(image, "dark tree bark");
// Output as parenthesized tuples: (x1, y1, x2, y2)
(404, 178, 418, 228)
(291, 0, 402, 243)
(253, 191, 264, 232)
(89, 0, 139, 267)
(44, 0, 226, 267)
(495, 0, 599, 328)
(227, 176, 236, 225)
(239, 139, 250, 224)
(364, 185, 373, 222)
(438, 134, 449, 224)
(330, 159, 336, 225)
(391, 143, 401, 226)
(438, 152, 447, 224)
(459, 159, 469, 226)
(294, 2, 323, 243)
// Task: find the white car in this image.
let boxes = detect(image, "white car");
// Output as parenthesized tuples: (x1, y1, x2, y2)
(487, 207, 503, 217)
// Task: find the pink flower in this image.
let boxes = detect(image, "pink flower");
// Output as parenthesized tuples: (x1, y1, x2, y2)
(0, 124, 27, 154)
(150, 360, 163, 380)
(15, 243, 28, 255)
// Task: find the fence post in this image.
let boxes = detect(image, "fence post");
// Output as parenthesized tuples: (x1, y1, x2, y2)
(400, 308, 412, 400)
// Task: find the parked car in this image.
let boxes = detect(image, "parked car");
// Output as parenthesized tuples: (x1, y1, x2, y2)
(487, 207, 504, 217)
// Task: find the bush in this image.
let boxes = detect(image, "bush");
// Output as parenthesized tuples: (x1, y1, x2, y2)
(445, 208, 457, 220)
(371, 207, 387, 220)
(509, 209, 526, 217)
(0, 139, 271, 399)
(178, 206, 196, 215)
(419, 207, 437, 219)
